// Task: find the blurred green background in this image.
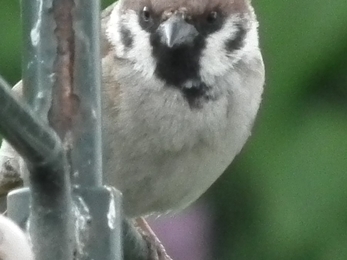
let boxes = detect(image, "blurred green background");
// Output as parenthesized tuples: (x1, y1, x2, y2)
(1, 0, 346, 259)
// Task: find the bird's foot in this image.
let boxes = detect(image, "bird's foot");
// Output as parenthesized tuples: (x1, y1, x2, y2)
(135, 217, 173, 260)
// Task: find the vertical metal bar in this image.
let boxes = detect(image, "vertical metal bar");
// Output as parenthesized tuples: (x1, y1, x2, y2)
(71, 1, 123, 258)
(28, 150, 74, 260)
(71, 0, 103, 187)
(21, 0, 55, 120)
(12, 0, 75, 259)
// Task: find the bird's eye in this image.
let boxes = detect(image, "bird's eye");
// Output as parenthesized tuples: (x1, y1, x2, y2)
(207, 11, 218, 23)
(142, 6, 151, 22)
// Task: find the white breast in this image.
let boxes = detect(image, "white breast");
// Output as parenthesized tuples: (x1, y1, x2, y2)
(102, 52, 264, 217)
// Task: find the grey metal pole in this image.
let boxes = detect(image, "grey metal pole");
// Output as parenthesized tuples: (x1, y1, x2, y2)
(71, 0, 103, 188)
(18, 0, 75, 258)
(0, 78, 74, 260)
(3, 0, 74, 260)
(70, 0, 123, 257)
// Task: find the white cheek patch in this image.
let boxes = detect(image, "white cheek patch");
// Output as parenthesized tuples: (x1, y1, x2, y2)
(241, 7, 261, 62)
(199, 19, 239, 85)
(240, 21, 260, 63)
(106, 5, 157, 80)
(199, 15, 260, 86)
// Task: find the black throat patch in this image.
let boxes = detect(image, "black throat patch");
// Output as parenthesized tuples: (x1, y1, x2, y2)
(150, 33, 205, 86)
(150, 33, 210, 108)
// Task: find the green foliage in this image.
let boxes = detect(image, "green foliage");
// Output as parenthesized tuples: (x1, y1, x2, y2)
(0, 1, 21, 84)
(0, 1, 346, 259)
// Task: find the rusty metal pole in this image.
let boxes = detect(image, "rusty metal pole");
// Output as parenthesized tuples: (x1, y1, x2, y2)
(3, 0, 123, 259)
(6, 0, 75, 258)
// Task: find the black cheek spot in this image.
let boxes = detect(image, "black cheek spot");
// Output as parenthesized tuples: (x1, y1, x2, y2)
(225, 24, 247, 52)
(120, 26, 133, 48)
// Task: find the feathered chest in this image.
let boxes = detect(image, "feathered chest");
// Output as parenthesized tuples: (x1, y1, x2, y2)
(113, 76, 230, 154)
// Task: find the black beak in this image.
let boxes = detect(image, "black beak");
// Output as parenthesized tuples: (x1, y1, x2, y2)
(159, 15, 199, 48)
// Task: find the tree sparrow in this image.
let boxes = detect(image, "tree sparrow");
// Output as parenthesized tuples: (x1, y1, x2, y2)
(101, 0, 264, 217)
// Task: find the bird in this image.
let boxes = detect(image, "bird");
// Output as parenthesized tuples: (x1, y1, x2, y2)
(100, 0, 264, 217)
(1, 0, 264, 221)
